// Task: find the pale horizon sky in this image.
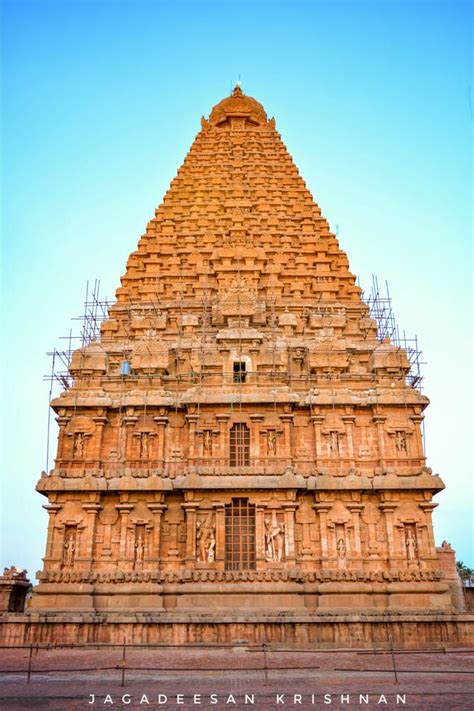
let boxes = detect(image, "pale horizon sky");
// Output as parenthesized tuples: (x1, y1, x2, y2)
(1, 0, 472, 579)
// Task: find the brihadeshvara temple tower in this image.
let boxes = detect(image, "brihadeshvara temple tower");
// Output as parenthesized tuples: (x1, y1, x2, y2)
(2, 86, 472, 647)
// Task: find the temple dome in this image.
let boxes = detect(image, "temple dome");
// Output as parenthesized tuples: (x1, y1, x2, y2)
(209, 84, 268, 126)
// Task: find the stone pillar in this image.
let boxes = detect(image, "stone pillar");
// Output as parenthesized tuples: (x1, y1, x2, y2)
(373, 414, 387, 469)
(122, 413, 138, 462)
(310, 415, 324, 468)
(255, 504, 267, 566)
(213, 503, 226, 567)
(282, 503, 297, 563)
(148, 502, 166, 564)
(92, 413, 107, 466)
(43, 504, 62, 561)
(347, 503, 363, 557)
(81, 503, 102, 570)
(419, 502, 438, 558)
(313, 503, 331, 559)
(216, 414, 230, 468)
(186, 414, 199, 462)
(342, 415, 356, 468)
(410, 414, 425, 459)
(280, 414, 294, 466)
(182, 503, 198, 562)
(116, 503, 134, 564)
(154, 416, 169, 468)
(380, 503, 397, 561)
(249, 414, 264, 468)
(55, 416, 70, 465)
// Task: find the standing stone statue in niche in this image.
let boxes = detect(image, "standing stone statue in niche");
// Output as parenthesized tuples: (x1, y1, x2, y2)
(264, 514, 285, 562)
(336, 537, 347, 569)
(203, 430, 212, 455)
(196, 514, 216, 562)
(134, 534, 145, 566)
(405, 529, 418, 561)
(395, 430, 407, 453)
(73, 433, 85, 459)
(63, 531, 76, 567)
(267, 431, 277, 456)
(140, 433, 149, 460)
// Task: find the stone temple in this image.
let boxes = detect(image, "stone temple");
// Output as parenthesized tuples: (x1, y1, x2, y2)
(4, 86, 471, 646)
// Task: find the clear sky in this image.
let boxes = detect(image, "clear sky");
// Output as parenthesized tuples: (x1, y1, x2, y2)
(1, 0, 472, 580)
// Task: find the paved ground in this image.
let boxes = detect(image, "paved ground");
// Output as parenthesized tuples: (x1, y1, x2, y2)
(0, 646, 473, 710)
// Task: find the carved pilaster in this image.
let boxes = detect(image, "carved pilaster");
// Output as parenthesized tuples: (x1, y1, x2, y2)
(148, 502, 166, 563)
(81, 503, 102, 570)
(182, 503, 198, 561)
(347, 503, 363, 556)
(116, 503, 134, 563)
(216, 414, 230, 468)
(282, 503, 297, 563)
(310, 415, 324, 467)
(313, 503, 331, 558)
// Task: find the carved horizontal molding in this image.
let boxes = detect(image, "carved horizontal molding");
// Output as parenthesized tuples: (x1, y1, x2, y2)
(38, 567, 443, 585)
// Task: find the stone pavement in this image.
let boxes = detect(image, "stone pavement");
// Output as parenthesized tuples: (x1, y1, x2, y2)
(0, 646, 472, 710)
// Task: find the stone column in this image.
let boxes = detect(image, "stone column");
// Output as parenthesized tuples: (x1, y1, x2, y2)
(92, 413, 107, 466)
(154, 416, 169, 468)
(116, 503, 134, 564)
(310, 415, 324, 468)
(43, 504, 62, 562)
(81, 503, 102, 571)
(280, 414, 294, 466)
(55, 416, 70, 465)
(342, 415, 356, 468)
(148, 502, 166, 564)
(282, 503, 297, 563)
(182, 503, 198, 562)
(373, 414, 387, 469)
(249, 414, 264, 468)
(419, 502, 438, 558)
(380, 503, 397, 561)
(313, 503, 331, 559)
(186, 414, 199, 463)
(122, 413, 138, 462)
(410, 414, 425, 459)
(216, 414, 230, 469)
(255, 504, 267, 567)
(213, 503, 226, 567)
(347, 504, 363, 557)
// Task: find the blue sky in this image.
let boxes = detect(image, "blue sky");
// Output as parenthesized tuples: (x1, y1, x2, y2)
(1, 0, 472, 578)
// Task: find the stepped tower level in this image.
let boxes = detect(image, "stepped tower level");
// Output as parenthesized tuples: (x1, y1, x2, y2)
(32, 86, 461, 625)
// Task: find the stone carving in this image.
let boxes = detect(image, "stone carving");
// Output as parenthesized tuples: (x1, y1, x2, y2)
(336, 537, 347, 569)
(203, 430, 212, 455)
(63, 528, 77, 567)
(395, 430, 407, 453)
(405, 527, 418, 562)
(267, 430, 277, 456)
(73, 433, 85, 459)
(134, 532, 145, 567)
(139, 433, 149, 460)
(196, 513, 216, 563)
(264, 513, 285, 562)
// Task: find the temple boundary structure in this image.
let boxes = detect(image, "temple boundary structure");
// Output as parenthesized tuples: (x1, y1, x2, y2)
(2, 86, 472, 647)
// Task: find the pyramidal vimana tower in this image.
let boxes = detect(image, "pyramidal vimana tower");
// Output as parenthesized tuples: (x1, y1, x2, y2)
(20, 86, 470, 646)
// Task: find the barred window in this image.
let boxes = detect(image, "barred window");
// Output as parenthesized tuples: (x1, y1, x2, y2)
(229, 423, 250, 467)
(233, 361, 246, 383)
(225, 498, 256, 571)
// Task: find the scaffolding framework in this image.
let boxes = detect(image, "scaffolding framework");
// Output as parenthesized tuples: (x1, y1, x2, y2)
(45, 275, 424, 392)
